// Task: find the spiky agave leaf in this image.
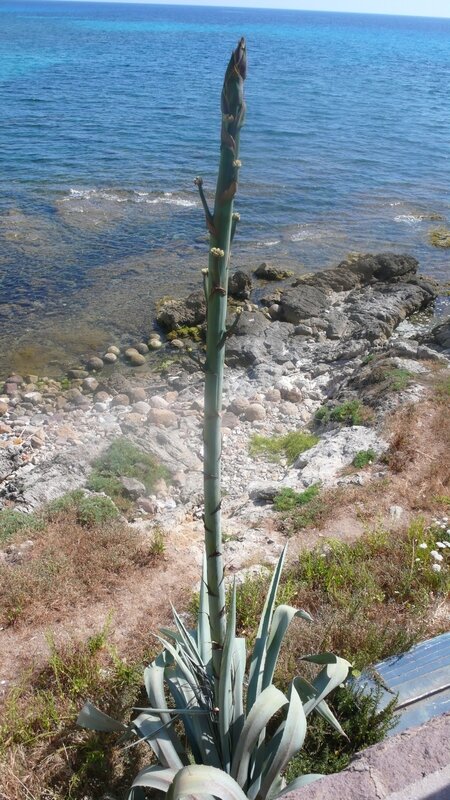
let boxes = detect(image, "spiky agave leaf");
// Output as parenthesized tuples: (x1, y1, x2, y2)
(167, 765, 248, 800)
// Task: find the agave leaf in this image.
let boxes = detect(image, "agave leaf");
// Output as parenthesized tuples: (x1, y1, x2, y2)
(156, 636, 201, 697)
(218, 580, 237, 773)
(230, 637, 246, 751)
(144, 661, 188, 759)
(198, 553, 212, 668)
(76, 701, 127, 733)
(262, 605, 312, 693)
(127, 788, 146, 800)
(292, 676, 346, 736)
(231, 685, 288, 789)
(171, 604, 203, 666)
(275, 773, 324, 798)
(258, 683, 307, 800)
(302, 652, 350, 665)
(132, 712, 185, 769)
(247, 546, 287, 714)
(166, 671, 222, 769)
(298, 655, 351, 714)
(167, 765, 248, 800)
(131, 764, 177, 792)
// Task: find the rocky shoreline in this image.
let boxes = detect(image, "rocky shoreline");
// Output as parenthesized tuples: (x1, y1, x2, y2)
(1, 252, 449, 551)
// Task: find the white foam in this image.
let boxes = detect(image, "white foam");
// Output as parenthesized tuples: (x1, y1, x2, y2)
(63, 188, 196, 208)
(394, 214, 422, 225)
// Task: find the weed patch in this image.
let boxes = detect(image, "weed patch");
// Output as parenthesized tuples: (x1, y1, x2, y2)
(249, 431, 319, 464)
(0, 509, 43, 543)
(87, 438, 170, 511)
(352, 449, 376, 468)
(45, 490, 119, 528)
(274, 484, 320, 512)
(235, 519, 449, 670)
(315, 400, 373, 427)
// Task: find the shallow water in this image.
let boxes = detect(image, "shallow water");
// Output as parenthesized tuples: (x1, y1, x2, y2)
(1, 3, 449, 375)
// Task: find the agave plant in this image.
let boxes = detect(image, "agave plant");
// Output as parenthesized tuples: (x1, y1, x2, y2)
(78, 546, 351, 799)
(77, 38, 352, 798)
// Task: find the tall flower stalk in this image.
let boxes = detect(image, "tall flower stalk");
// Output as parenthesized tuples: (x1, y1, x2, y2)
(196, 37, 247, 681)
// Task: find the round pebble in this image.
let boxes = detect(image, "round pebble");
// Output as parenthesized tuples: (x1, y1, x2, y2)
(86, 357, 104, 372)
(135, 342, 149, 355)
(148, 339, 163, 350)
(107, 345, 121, 356)
(103, 352, 118, 364)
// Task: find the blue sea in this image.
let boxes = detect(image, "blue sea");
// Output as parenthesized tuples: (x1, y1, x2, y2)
(0, 2, 449, 374)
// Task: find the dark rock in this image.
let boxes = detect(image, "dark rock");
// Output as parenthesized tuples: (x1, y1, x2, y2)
(156, 290, 206, 331)
(424, 318, 450, 352)
(86, 357, 104, 372)
(67, 369, 89, 380)
(279, 284, 329, 324)
(254, 263, 294, 281)
(119, 476, 146, 499)
(229, 270, 252, 300)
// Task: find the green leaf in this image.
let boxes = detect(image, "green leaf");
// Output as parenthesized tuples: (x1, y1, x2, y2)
(131, 765, 177, 792)
(231, 685, 288, 790)
(262, 605, 312, 693)
(230, 637, 246, 751)
(298, 655, 351, 715)
(247, 546, 287, 714)
(292, 675, 346, 735)
(219, 580, 237, 772)
(132, 712, 185, 769)
(275, 773, 324, 798)
(76, 701, 127, 733)
(167, 765, 248, 800)
(258, 683, 307, 800)
(198, 553, 212, 668)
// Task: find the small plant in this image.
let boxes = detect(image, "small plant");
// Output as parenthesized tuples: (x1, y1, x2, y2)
(385, 368, 412, 392)
(89, 437, 170, 493)
(352, 449, 376, 469)
(274, 485, 320, 512)
(250, 431, 319, 464)
(0, 509, 43, 543)
(284, 684, 398, 778)
(167, 325, 203, 342)
(315, 400, 372, 427)
(45, 490, 119, 528)
(149, 527, 166, 558)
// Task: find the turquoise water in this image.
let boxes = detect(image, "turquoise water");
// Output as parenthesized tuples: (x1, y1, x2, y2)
(0, 2, 449, 373)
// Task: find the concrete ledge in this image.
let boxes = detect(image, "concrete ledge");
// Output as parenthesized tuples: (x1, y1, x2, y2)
(282, 713, 450, 800)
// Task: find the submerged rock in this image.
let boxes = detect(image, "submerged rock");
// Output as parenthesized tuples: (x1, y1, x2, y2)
(156, 290, 206, 331)
(254, 263, 294, 281)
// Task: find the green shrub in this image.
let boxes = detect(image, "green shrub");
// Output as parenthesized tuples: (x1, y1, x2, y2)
(0, 509, 43, 543)
(315, 400, 372, 427)
(88, 437, 169, 494)
(352, 449, 376, 468)
(285, 684, 398, 778)
(249, 430, 319, 464)
(45, 491, 119, 528)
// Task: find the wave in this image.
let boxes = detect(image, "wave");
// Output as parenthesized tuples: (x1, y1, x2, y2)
(394, 213, 426, 225)
(61, 188, 197, 209)
(256, 239, 281, 247)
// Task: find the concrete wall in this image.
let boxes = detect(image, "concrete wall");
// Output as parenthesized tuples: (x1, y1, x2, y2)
(282, 713, 450, 800)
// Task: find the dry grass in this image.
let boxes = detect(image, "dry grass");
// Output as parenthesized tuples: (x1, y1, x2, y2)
(0, 506, 157, 628)
(0, 632, 152, 800)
